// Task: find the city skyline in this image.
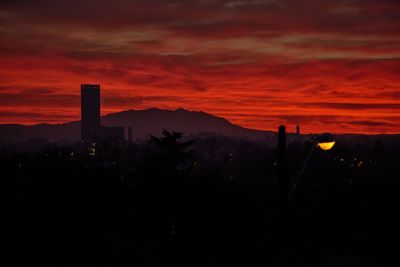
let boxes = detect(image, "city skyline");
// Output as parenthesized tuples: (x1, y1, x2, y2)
(0, 0, 399, 134)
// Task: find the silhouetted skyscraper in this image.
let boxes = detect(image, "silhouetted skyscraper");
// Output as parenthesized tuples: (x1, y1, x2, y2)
(81, 84, 100, 143)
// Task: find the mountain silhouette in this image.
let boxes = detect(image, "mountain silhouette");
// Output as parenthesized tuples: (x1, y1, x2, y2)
(0, 108, 273, 144)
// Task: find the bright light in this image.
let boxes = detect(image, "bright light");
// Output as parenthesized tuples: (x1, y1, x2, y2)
(317, 141, 336, 151)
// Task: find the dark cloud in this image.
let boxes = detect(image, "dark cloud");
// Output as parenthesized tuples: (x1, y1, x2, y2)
(0, 0, 399, 37)
(102, 95, 181, 106)
(0, 93, 79, 107)
(298, 102, 400, 110)
(350, 120, 395, 127)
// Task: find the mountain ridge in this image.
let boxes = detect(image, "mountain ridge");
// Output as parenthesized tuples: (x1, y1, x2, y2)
(0, 108, 273, 144)
(1, 108, 399, 146)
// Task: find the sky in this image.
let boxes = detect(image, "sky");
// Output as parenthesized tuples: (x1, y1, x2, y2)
(0, 0, 399, 134)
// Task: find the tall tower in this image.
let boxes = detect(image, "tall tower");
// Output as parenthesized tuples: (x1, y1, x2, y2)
(81, 84, 100, 143)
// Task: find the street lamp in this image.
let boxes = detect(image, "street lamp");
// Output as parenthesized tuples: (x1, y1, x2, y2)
(276, 127, 336, 265)
(277, 127, 336, 204)
(289, 132, 336, 202)
(317, 133, 336, 151)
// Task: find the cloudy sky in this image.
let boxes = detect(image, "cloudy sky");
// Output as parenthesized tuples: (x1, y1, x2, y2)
(0, 0, 399, 133)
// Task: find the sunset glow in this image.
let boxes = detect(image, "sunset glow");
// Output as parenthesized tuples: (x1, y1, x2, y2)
(1, 0, 399, 133)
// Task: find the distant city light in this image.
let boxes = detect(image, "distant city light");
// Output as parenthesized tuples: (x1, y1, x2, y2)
(88, 145, 96, 156)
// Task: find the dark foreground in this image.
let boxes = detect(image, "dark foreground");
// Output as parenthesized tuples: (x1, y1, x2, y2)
(3, 133, 400, 266)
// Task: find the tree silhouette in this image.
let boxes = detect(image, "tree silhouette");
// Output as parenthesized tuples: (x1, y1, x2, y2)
(148, 130, 194, 176)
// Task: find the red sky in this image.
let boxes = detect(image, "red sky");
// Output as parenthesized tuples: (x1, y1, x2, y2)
(0, 0, 399, 134)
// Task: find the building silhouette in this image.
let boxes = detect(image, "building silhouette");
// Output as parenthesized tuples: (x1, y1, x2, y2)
(80, 84, 124, 143)
(128, 126, 133, 143)
(81, 84, 100, 143)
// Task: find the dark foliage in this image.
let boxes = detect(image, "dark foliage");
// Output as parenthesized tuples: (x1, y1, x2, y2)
(2, 132, 400, 266)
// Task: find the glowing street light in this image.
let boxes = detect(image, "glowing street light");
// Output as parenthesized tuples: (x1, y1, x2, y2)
(317, 142, 335, 151)
(317, 133, 336, 151)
